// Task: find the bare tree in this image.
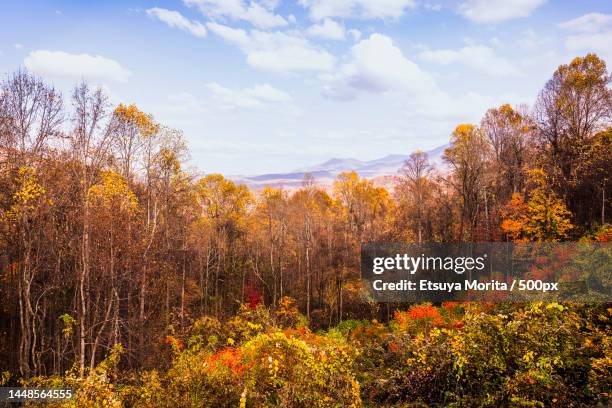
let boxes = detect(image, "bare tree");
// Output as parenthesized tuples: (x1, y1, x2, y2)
(69, 82, 113, 374)
(443, 124, 491, 241)
(0, 70, 63, 164)
(399, 151, 433, 243)
(0, 70, 63, 377)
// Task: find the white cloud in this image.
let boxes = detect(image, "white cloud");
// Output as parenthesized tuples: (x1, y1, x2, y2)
(564, 33, 612, 59)
(247, 83, 293, 103)
(207, 22, 336, 72)
(559, 13, 612, 62)
(321, 33, 435, 100)
(146, 7, 207, 38)
(558, 12, 612, 33)
(183, 0, 287, 29)
(299, 0, 417, 20)
(24, 50, 132, 82)
(404, 90, 491, 121)
(13, 43, 23, 50)
(206, 82, 292, 109)
(306, 18, 345, 40)
(458, 0, 546, 24)
(419, 45, 518, 76)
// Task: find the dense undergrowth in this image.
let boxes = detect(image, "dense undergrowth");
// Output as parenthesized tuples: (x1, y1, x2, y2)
(13, 299, 611, 407)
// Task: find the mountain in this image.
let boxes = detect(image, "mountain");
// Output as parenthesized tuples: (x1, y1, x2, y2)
(296, 158, 367, 173)
(229, 144, 449, 190)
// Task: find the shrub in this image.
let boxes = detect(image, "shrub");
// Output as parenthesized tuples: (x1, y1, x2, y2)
(24, 344, 124, 408)
(240, 331, 361, 407)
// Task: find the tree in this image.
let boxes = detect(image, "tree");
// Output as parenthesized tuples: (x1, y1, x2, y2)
(6, 166, 50, 376)
(534, 54, 611, 230)
(86, 171, 139, 368)
(443, 124, 491, 241)
(501, 169, 573, 242)
(534, 54, 611, 186)
(137, 127, 189, 358)
(195, 174, 253, 317)
(398, 151, 433, 243)
(333, 171, 392, 240)
(256, 187, 288, 306)
(110, 103, 159, 182)
(481, 104, 533, 198)
(0, 54, 609, 387)
(0, 70, 63, 164)
(69, 81, 114, 374)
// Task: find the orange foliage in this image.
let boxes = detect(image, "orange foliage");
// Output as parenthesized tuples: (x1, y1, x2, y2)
(500, 193, 529, 242)
(207, 347, 247, 375)
(395, 304, 444, 327)
(451, 320, 465, 329)
(595, 228, 611, 242)
(441, 302, 461, 312)
(164, 335, 184, 351)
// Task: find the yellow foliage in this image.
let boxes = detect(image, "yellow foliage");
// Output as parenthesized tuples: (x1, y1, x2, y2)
(8, 167, 49, 221)
(333, 171, 394, 232)
(195, 174, 253, 229)
(14, 167, 46, 205)
(454, 123, 476, 137)
(113, 103, 159, 138)
(501, 170, 573, 242)
(87, 171, 139, 215)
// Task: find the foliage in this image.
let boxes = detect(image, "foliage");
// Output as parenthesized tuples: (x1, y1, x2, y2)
(15, 302, 612, 407)
(87, 171, 139, 215)
(501, 169, 573, 242)
(24, 344, 124, 408)
(240, 331, 361, 407)
(1, 55, 611, 407)
(356, 302, 610, 407)
(6, 166, 49, 222)
(112, 103, 159, 138)
(275, 296, 307, 328)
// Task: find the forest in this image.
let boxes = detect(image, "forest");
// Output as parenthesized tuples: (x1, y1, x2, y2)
(0, 53, 610, 407)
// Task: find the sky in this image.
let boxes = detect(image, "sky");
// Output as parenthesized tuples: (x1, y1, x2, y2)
(1, 0, 611, 175)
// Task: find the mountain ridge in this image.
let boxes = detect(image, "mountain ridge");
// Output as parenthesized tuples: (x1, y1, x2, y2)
(229, 143, 449, 190)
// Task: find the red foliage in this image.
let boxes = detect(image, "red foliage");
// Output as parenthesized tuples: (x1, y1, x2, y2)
(245, 285, 262, 309)
(207, 347, 246, 375)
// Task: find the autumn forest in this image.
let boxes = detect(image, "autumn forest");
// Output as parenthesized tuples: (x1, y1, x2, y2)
(0, 53, 611, 407)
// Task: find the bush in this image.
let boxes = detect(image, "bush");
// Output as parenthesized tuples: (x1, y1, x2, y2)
(24, 344, 124, 408)
(240, 331, 361, 407)
(20, 303, 611, 407)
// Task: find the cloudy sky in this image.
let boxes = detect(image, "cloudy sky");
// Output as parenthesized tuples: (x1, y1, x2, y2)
(1, 0, 611, 175)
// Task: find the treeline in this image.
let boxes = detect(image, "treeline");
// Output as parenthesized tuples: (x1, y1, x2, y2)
(0, 53, 610, 378)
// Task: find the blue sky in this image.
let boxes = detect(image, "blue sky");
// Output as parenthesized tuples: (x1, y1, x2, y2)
(1, 0, 611, 175)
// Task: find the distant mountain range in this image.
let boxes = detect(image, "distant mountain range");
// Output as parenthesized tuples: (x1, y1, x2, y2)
(229, 144, 449, 190)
